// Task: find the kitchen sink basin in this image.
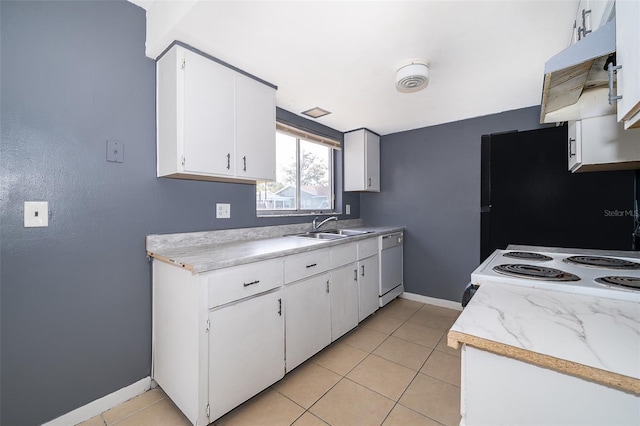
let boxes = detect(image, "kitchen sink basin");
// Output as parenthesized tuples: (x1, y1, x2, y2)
(294, 232, 348, 240)
(291, 229, 372, 241)
(321, 229, 372, 236)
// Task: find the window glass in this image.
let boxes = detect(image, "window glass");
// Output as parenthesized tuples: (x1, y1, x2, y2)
(257, 128, 334, 213)
(299, 139, 331, 210)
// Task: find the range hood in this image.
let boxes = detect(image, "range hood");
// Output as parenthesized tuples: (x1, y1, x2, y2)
(540, 19, 616, 124)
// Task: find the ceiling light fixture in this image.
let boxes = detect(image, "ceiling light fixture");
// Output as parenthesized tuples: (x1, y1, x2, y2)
(301, 107, 331, 119)
(396, 59, 429, 92)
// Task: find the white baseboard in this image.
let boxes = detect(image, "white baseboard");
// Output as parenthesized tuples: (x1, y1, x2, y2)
(43, 376, 151, 426)
(400, 292, 462, 311)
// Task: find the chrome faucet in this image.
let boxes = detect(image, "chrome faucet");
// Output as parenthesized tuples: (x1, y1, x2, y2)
(312, 216, 338, 232)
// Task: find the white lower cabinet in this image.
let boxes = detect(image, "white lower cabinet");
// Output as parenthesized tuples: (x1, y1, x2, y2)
(152, 258, 284, 426)
(461, 345, 640, 425)
(152, 236, 392, 425)
(357, 238, 380, 322)
(285, 272, 332, 372)
(208, 289, 284, 421)
(358, 254, 380, 321)
(330, 264, 359, 341)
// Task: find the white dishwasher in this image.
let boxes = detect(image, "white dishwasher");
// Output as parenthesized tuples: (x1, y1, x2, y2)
(379, 232, 404, 306)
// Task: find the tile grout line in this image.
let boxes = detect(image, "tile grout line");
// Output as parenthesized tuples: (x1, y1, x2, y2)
(107, 396, 168, 426)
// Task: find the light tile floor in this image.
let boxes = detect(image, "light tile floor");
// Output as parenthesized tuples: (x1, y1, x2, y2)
(79, 298, 461, 426)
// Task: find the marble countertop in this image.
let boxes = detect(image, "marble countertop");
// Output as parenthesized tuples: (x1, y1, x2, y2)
(448, 282, 640, 394)
(147, 226, 402, 274)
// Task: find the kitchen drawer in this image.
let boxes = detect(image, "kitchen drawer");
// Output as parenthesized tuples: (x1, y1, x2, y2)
(330, 242, 357, 268)
(357, 237, 378, 260)
(284, 249, 330, 284)
(207, 258, 283, 308)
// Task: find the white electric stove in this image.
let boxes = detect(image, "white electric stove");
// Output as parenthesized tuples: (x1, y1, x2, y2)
(472, 245, 640, 302)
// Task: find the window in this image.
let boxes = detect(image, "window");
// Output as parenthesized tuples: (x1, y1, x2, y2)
(257, 123, 339, 214)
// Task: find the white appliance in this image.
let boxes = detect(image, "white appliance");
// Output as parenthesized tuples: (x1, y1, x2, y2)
(472, 245, 640, 303)
(379, 232, 404, 306)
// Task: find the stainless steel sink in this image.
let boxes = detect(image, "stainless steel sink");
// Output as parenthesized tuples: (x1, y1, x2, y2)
(293, 232, 349, 240)
(321, 229, 372, 236)
(292, 229, 372, 240)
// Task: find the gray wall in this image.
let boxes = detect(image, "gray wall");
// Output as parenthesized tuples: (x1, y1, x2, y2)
(0, 2, 354, 424)
(361, 107, 551, 303)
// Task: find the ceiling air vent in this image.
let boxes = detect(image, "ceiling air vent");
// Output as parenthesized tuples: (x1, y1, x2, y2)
(396, 60, 429, 92)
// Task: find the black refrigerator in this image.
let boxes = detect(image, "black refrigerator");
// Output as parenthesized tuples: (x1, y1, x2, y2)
(481, 125, 638, 261)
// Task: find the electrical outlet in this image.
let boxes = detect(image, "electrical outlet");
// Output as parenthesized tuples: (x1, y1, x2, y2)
(216, 203, 231, 219)
(24, 201, 48, 227)
(346, 204, 351, 215)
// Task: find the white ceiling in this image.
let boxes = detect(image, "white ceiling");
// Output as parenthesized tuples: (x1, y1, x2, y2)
(131, 0, 580, 135)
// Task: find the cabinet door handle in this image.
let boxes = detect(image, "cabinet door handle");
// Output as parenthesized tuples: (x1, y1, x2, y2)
(569, 138, 576, 157)
(326, 280, 330, 293)
(368, 177, 372, 187)
(243, 156, 247, 172)
(361, 265, 365, 276)
(607, 62, 623, 105)
(278, 298, 282, 316)
(226, 153, 231, 170)
(243, 280, 260, 287)
(306, 263, 317, 269)
(354, 269, 358, 281)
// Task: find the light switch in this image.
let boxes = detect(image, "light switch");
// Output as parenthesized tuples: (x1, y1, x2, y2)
(106, 140, 124, 163)
(24, 201, 48, 227)
(216, 203, 231, 219)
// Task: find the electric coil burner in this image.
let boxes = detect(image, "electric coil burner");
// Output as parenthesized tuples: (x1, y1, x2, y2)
(472, 246, 640, 302)
(493, 264, 581, 281)
(503, 251, 553, 261)
(564, 255, 640, 270)
(595, 276, 640, 290)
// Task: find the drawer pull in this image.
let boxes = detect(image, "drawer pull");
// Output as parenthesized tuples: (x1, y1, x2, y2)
(306, 263, 317, 269)
(278, 298, 282, 316)
(361, 265, 365, 276)
(326, 280, 330, 293)
(354, 269, 358, 281)
(243, 280, 260, 287)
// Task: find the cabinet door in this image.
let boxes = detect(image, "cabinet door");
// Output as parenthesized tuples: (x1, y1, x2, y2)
(358, 255, 380, 321)
(285, 273, 331, 372)
(616, 0, 640, 128)
(235, 74, 276, 181)
(344, 129, 380, 192)
(208, 290, 284, 420)
(365, 132, 381, 192)
(183, 49, 235, 176)
(344, 130, 366, 191)
(570, 115, 640, 172)
(330, 264, 359, 341)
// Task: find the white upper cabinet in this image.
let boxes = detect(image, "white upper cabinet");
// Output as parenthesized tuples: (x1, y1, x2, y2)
(568, 114, 640, 172)
(571, 0, 613, 43)
(615, 0, 640, 129)
(182, 49, 235, 177)
(235, 74, 276, 181)
(157, 44, 276, 182)
(344, 128, 380, 192)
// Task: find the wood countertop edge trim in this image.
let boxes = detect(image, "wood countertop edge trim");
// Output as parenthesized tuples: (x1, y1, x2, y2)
(147, 252, 195, 273)
(447, 330, 640, 396)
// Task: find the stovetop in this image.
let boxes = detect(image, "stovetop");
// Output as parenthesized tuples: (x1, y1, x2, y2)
(472, 246, 640, 302)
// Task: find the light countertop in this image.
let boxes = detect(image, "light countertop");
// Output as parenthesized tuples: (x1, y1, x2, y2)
(147, 225, 402, 274)
(448, 282, 640, 394)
